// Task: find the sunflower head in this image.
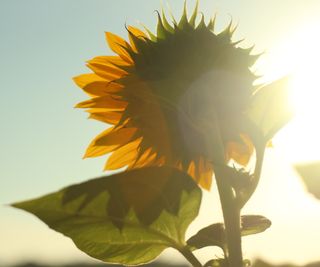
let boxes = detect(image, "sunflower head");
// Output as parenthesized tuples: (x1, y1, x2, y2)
(74, 3, 259, 190)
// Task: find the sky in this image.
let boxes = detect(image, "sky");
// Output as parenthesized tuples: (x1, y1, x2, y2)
(1, 0, 320, 266)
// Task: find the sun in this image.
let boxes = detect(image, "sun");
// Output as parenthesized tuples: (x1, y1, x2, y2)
(290, 64, 320, 119)
(257, 19, 320, 163)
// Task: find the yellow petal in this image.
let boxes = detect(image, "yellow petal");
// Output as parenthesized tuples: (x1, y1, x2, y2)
(128, 26, 147, 38)
(105, 138, 142, 170)
(83, 81, 123, 96)
(86, 63, 125, 80)
(187, 161, 196, 180)
(75, 95, 127, 110)
(129, 148, 157, 168)
(83, 127, 115, 158)
(84, 127, 137, 158)
(226, 134, 254, 166)
(73, 73, 105, 88)
(127, 26, 147, 52)
(73, 73, 125, 96)
(197, 158, 213, 190)
(105, 32, 133, 63)
(88, 55, 131, 67)
(87, 109, 122, 125)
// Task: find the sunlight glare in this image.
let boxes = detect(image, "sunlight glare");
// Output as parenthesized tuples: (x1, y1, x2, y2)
(258, 20, 320, 163)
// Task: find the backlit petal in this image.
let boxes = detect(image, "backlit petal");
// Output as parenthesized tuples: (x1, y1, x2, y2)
(84, 127, 137, 158)
(105, 32, 133, 63)
(88, 55, 131, 67)
(127, 26, 147, 52)
(129, 148, 157, 168)
(87, 109, 122, 125)
(73, 73, 124, 96)
(105, 138, 142, 170)
(86, 63, 125, 80)
(75, 95, 127, 110)
(73, 73, 105, 88)
(187, 161, 196, 181)
(197, 158, 213, 190)
(226, 135, 254, 166)
(81, 81, 123, 96)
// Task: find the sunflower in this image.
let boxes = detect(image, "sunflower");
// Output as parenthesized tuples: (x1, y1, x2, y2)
(74, 3, 258, 190)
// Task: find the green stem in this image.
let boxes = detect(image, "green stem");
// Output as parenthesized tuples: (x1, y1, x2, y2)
(215, 167, 242, 267)
(253, 145, 266, 189)
(241, 144, 266, 208)
(215, 143, 266, 267)
(179, 246, 203, 267)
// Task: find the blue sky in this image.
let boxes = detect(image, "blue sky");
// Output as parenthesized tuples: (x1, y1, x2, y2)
(1, 0, 320, 265)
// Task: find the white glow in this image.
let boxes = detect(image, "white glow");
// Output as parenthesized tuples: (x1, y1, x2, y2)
(257, 20, 320, 163)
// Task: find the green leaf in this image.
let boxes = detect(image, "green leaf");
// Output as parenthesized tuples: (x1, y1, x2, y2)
(12, 167, 202, 265)
(295, 161, 320, 200)
(240, 215, 271, 236)
(246, 77, 293, 143)
(187, 215, 271, 251)
(187, 222, 225, 251)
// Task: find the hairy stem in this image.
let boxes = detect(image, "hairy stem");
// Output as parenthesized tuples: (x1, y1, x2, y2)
(241, 144, 266, 207)
(253, 145, 266, 188)
(215, 167, 242, 267)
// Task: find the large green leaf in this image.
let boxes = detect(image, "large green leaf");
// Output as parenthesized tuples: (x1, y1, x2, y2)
(187, 215, 271, 251)
(12, 167, 202, 265)
(246, 77, 293, 143)
(295, 161, 320, 200)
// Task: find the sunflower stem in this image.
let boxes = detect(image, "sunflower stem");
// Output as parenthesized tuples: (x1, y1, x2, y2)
(252, 144, 266, 195)
(241, 143, 266, 208)
(215, 167, 243, 267)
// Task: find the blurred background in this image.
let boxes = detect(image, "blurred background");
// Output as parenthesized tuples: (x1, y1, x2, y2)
(1, 0, 320, 266)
